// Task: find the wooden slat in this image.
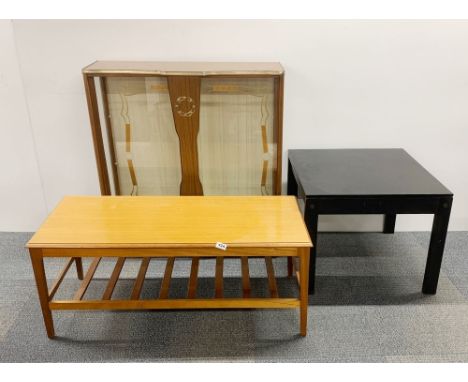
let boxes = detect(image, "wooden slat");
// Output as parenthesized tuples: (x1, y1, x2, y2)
(102, 258, 126, 300)
(131, 258, 151, 300)
(265, 257, 279, 298)
(241, 257, 251, 298)
(159, 257, 175, 299)
(73, 257, 101, 300)
(48, 257, 74, 301)
(215, 257, 224, 298)
(50, 298, 300, 310)
(187, 257, 199, 298)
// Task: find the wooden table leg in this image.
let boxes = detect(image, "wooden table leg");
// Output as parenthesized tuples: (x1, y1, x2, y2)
(74, 257, 84, 280)
(299, 247, 310, 336)
(29, 248, 55, 339)
(287, 257, 293, 277)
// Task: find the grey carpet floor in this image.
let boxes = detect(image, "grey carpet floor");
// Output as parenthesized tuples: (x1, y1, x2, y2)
(0, 231, 467, 362)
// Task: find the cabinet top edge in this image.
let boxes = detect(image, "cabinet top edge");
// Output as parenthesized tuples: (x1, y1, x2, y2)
(82, 61, 284, 76)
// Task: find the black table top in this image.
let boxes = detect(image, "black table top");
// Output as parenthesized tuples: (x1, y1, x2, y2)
(288, 149, 452, 197)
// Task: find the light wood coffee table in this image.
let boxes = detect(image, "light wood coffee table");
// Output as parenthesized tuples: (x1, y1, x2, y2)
(27, 196, 312, 338)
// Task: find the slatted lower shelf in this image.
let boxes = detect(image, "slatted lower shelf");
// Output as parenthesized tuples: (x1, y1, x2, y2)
(48, 256, 300, 310)
(50, 298, 300, 310)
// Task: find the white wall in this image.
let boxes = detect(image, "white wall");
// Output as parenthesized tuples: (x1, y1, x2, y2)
(2, 20, 468, 231)
(0, 20, 47, 231)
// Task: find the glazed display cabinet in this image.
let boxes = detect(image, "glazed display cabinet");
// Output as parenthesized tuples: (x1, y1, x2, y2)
(83, 61, 284, 196)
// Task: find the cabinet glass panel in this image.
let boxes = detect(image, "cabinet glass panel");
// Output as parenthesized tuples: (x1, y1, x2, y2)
(85, 61, 284, 196)
(198, 77, 276, 195)
(104, 77, 182, 195)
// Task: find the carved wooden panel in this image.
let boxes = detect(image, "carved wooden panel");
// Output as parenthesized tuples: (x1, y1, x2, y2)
(167, 76, 203, 195)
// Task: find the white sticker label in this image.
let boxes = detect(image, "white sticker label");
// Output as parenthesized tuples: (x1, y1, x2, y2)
(215, 242, 228, 251)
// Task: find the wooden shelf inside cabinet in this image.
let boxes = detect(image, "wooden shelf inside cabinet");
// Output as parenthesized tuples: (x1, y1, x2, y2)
(83, 61, 284, 197)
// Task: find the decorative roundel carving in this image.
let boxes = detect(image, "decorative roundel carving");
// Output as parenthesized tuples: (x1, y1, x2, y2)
(175, 96, 196, 118)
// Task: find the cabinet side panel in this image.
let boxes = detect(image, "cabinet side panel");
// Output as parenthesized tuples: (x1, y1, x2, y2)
(274, 74, 284, 195)
(83, 74, 111, 195)
(99, 77, 120, 195)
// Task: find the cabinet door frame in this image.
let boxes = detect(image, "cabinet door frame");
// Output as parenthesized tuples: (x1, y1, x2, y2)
(83, 71, 284, 196)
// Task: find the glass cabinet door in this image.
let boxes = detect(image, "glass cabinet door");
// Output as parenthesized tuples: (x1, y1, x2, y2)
(104, 77, 182, 195)
(100, 76, 278, 196)
(198, 77, 276, 195)
(85, 62, 283, 197)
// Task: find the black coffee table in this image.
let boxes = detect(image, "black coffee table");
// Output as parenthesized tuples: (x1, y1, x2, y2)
(287, 148, 453, 295)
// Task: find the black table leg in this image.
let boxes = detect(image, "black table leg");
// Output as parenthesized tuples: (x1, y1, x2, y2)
(304, 199, 318, 295)
(287, 159, 298, 197)
(383, 214, 396, 233)
(422, 197, 453, 294)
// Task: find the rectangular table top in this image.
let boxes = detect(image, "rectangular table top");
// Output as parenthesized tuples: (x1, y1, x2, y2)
(289, 148, 452, 197)
(27, 196, 311, 249)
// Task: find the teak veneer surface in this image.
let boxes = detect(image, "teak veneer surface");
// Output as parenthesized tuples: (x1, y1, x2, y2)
(27, 196, 311, 248)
